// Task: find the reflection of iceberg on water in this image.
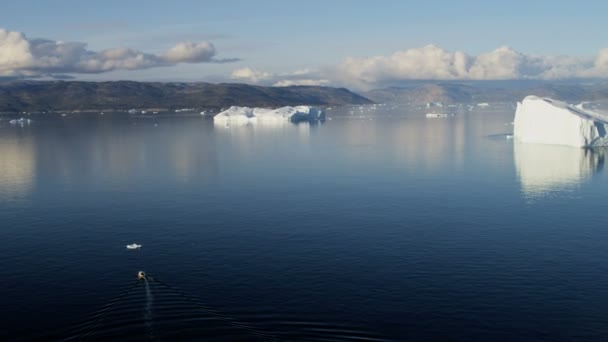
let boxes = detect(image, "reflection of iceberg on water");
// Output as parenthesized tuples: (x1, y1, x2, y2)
(9, 118, 32, 125)
(514, 95, 608, 147)
(213, 106, 325, 126)
(514, 142, 605, 197)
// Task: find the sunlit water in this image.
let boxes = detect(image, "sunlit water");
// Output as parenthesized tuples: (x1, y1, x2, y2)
(2, 105, 608, 341)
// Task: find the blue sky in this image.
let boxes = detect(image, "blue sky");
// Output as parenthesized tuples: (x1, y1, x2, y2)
(1, 0, 608, 88)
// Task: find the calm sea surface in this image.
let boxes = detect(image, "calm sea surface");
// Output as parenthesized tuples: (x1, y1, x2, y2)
(2, 105, 608, 341)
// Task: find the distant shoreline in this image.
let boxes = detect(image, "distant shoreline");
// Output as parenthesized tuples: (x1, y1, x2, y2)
(0, 81, 372, 113)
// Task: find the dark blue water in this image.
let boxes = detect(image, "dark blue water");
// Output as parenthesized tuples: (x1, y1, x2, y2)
(2, 106, 608, 341)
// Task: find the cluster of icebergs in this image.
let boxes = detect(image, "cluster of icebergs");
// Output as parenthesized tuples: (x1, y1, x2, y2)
(213, 106, 325, 125)
(514, 95, 608, 148)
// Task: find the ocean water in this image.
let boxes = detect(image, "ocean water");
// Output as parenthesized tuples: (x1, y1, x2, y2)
(2, 105, 608, 341)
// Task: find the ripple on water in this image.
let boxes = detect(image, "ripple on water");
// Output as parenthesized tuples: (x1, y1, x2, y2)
(24, 277, 392, 342)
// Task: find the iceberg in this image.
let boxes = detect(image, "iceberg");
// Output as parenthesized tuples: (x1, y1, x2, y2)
(213, 106, 325, 125)
(126, 243, 142, 249)
(513, 95, 608, 148)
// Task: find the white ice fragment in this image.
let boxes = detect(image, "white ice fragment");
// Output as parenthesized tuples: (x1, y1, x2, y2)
(126, 243, 142, 249)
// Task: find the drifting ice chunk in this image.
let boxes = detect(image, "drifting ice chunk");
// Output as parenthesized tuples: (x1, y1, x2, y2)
(126, 243, 142, 249)
(514, 95, 608, 148)
(213, 105, 324, 124)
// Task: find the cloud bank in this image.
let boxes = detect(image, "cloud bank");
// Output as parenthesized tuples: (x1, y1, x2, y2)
(233, 45, 608, 90)
(336, 45, 608, 87)
(3, 27, 606, 89)
(0, 28, 238, 77)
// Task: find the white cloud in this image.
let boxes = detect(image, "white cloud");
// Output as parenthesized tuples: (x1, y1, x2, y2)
(332, 45, 608, 89)
(231, 67, 272, 83)
(0, 28, 237, 77)
(273, 79, 329, 87)
(163, 41, 216, 63)
(0, 30, 34, 73)
(594, 48, 608, 71)
(231, 67, 329, 87)
(232, 45, 608, 90)
(5, 27, 608, 88)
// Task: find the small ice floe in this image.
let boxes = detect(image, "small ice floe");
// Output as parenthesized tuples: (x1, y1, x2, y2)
(126, 243, 142, 249)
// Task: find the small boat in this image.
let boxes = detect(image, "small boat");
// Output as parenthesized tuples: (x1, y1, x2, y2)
(126, 243, 142, 249)
(138, 271, 146, 280)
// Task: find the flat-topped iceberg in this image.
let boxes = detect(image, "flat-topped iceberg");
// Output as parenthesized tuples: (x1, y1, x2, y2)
(213, 105, 325, 124)
(514, 95, 608, 148)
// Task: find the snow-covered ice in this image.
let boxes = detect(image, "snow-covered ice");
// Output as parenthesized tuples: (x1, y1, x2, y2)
(213, 106, 325, 125)
(514, 95, 608, 148)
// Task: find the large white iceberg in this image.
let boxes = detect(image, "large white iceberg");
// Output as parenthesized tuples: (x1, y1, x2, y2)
(513, 95, 608, 147)
(213, 105, 325, 124)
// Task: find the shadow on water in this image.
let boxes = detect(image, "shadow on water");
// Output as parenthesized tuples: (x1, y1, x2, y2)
(514, 142, 607, 199)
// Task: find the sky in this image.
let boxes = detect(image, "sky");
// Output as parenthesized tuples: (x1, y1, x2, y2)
(1, 0, 608, 90)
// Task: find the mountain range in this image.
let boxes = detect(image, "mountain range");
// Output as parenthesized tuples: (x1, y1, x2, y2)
(363, 81, 608, 105)
(0, 81, 372, 112)
(2, 80, 608, 113)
